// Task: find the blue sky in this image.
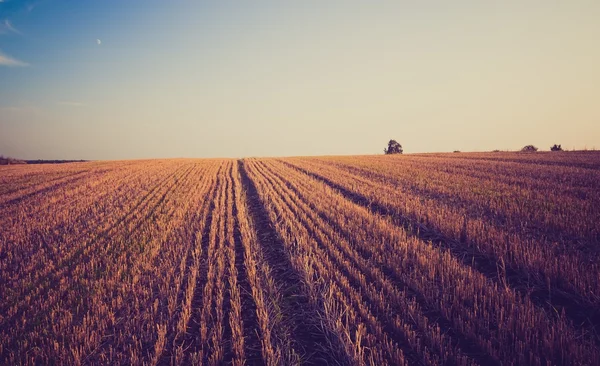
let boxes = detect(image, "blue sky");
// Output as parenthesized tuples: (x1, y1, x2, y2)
(1, 1, 599, 159)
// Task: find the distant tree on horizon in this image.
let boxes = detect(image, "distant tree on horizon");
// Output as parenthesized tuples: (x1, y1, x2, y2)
(551, 144, 563, 151)
(0, 155, 26, 165)
(521, 145, 538, 152)
(384, 140, 403, 155)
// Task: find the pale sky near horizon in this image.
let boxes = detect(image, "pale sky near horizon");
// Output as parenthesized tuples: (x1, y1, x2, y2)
(1, 1, 599, 159)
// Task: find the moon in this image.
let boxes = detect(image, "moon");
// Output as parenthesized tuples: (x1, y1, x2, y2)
(96, 39, 101, 45)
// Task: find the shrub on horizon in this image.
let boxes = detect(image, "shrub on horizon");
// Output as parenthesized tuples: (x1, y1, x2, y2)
(521, 145, 538, 152)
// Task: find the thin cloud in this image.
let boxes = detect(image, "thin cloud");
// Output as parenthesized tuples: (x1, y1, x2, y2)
(58, 101, 87, 107)
(4, 19, 21, 34)
(0, 50, 28, 67)
(0, 104, 39, 112)
(0, 19, 22, 35)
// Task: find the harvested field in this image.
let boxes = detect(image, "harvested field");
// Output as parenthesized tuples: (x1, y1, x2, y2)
(1, 152, 599, 365)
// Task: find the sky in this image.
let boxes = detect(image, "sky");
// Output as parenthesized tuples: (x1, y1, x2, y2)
(1, 1, 599, 159)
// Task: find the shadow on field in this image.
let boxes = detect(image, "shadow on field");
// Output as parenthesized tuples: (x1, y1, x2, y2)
(281, 160, 600, 344)
(229, 166, 263, 364)
(238, 160, 343, 365)
(259, 160, 499, 366)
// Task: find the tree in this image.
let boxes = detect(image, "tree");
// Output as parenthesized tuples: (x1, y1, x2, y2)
(550, 144, 563, 151)
(0, 155, 26, 165)
(384, 140, 403, 155)
(521, 145, 538, 152)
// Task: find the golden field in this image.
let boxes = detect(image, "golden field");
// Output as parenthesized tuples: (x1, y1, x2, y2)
(1, 152, 599, 365)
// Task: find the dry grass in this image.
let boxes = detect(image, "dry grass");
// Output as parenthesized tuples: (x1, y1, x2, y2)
(1, 152, 598, 365)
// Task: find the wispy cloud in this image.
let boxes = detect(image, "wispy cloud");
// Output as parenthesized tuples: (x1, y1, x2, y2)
(0, 50, 28, 67)
(4, 19, 21, 34)
(0, 103, 39, 112)
(58, 101, 87, 107)
(0, 19, 22, 35)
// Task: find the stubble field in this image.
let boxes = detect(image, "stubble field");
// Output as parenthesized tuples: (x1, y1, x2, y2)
(1, 152, 599, 365)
